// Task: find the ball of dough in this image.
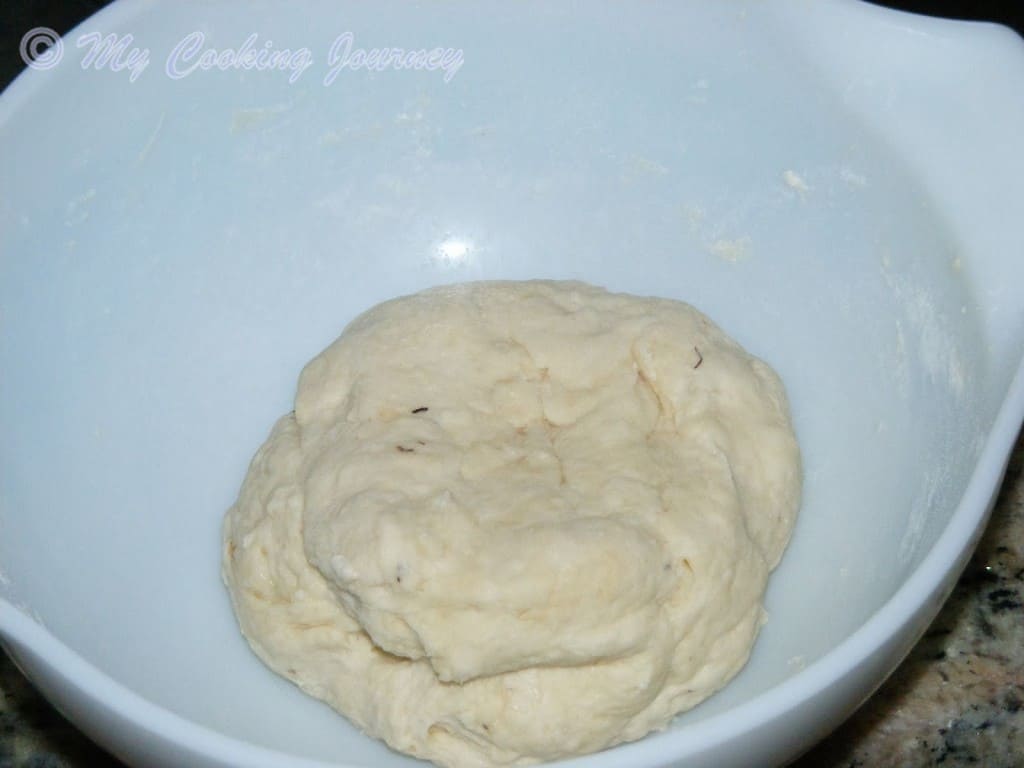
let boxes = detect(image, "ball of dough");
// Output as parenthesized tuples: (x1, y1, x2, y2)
(222, 280, 801, 768)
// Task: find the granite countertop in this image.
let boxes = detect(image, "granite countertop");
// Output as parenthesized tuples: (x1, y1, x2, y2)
(2, 430, 1022, 766)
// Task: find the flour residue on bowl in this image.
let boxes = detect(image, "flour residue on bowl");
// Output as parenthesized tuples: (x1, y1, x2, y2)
(898, 466, 945, 565)
(231, 101, 293, 134)
(782, 170, 810, 194)
(707, 236, 752, 262)
(135, 110, 166, 166)
(839, 167, 868, 188)
(678, 203, 753, 262)
(880, 253, 967, 400)
(64, 188, 97, 227)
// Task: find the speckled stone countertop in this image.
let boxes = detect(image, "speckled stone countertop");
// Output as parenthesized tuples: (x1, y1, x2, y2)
(2, 430, 1021, 767)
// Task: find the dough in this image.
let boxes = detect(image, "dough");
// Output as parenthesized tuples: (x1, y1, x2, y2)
(222, 280, 801, 767)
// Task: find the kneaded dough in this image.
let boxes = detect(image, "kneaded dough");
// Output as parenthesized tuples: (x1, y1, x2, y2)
(222, 280, 801, 768)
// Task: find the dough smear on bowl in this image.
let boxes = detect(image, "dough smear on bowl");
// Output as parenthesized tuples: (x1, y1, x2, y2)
(222, 280, 801, 768)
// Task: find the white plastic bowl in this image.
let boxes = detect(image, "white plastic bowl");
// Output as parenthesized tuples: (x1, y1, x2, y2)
(2, 1, 1023, 767)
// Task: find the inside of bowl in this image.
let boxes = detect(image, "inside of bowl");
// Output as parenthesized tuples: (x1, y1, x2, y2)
(0, 1, 1020, 764)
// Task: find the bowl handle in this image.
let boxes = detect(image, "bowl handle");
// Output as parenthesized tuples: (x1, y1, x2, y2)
(775, 1, 1024, 350)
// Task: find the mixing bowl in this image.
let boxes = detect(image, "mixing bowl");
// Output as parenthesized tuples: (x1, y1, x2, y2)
(1, 1, 1023, 766)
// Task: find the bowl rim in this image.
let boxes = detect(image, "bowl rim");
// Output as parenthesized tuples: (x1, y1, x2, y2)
(2, 0, 1023, 766)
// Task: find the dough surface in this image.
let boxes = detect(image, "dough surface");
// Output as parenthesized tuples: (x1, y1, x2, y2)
(222, 280, 801, 767)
